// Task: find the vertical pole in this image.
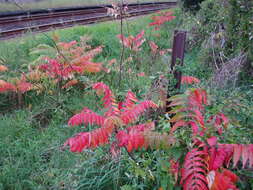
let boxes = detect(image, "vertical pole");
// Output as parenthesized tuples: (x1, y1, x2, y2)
(166, 30, 187, 112)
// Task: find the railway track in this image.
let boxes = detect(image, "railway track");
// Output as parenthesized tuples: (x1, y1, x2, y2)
(0, 1, 177, 40)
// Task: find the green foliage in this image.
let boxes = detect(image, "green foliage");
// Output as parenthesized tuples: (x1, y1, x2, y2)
(226, 0, 253, 81)
(196, 0, 225, 44)
(179, 0, 252, 86)
(180, 0, 206, 12)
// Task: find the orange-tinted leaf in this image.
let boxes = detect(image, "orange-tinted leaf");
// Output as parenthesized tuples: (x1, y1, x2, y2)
(0, 80, 16, 93)
(62, 79, 79, 89)
(169, 113, 186, 123)
(181, 76, 200, 85)
(16, 81, 32, 93)
(149, 41, 158, 53)
(0, 65, 8, 72)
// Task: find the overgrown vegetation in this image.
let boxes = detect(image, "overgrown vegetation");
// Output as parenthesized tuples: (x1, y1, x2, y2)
(0, 1, 252, 190)
(180, 0, 205, 12)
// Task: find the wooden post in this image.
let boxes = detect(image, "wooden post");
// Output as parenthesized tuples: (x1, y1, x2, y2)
(166, 30, 187, 112)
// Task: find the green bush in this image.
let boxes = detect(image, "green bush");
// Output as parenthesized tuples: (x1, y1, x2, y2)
(180, 0, 206, 12)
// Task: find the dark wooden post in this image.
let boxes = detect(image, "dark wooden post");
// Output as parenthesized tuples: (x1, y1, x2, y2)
(166, 30, 187, 112)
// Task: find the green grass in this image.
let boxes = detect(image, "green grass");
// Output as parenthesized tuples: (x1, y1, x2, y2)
(0, 0, 175, 12)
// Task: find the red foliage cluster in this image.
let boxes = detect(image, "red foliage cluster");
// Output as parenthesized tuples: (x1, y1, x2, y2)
(0, 80, 15, 93)
(180, 139, 243, 190)
(181, 76, 200, 85)
(149, 11, 176, 30)
(181, 141, 209, 190)
(0, 65, 32, 94)
(0, 78, 32, 94)
(35, 40, 106, 89)
(0, 65, 8, 72)
(208, 113, 229, 135)
(207, 169, 238, 190)
(117, 30, 146, 51)
(64, 82, 158, 153)
(167, 76, 253, 189)
(0, 39, 106, 96)
(149, 41, 159, 53)
(116, 122, 154, 152)
(212, 144, 253, 169)
(168, 88, 208, 136)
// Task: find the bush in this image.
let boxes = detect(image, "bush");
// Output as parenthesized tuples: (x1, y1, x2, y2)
(184, 0, 252, 85)
(180, 0, 206, 12)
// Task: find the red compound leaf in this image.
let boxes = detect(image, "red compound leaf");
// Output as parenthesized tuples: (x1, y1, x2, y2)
(68, 112, 105, 127)
(188, 121, 200, 136)
(117, 30, 145, 51)
(116, 129, 145, 152)
(15, 81, 32, 93)
(92, 82, 119, 116)
(233, 144, 243, 168)
(209, 147, 230, 171)
(216, 144, 253, 168)
(208, 113, 229, 135)
(181, 144, 209, 190)
(207, 169, 239, 190)
(126, 122, 154, 133)
(181, 76, 200, 85)
(149, 11, 176, 27)
(65, 124, 115, 152)
(0, 80, 16, 93)
(120, 100, 158, 125)
(121, 91, 138, 111)
(169, 159, 180, 182)
(170, 120, 187, 135)
(188, 89, 208, 111)
(149, 41, 159, 53)
(62, 79, 79, 89)
(58, 40, 77, 50)
(0, 65, 8, 72)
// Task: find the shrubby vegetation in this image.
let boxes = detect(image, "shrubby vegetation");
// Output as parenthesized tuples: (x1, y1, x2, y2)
(0, 1, 252, 189)
(180, 0, 205, 11)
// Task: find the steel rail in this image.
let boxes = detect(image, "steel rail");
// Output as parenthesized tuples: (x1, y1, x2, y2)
(0, 2, 177, 40)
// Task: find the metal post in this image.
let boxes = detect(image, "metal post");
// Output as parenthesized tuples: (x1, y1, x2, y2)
(171, 30, 187, 89)
(166, 30, 187, 112)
